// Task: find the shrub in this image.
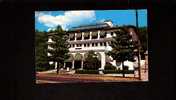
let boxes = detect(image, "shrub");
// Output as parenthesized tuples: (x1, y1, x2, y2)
(103, 70, 134, 74)
(75, 70, 99, 74)
(83, 51, 101, 70)
(104, 62, 116, 70)
(49, 64, 55, 69)
(123, 65, 129, 71)
(83, 60, 101, 70)
(36, 66, 47, 71)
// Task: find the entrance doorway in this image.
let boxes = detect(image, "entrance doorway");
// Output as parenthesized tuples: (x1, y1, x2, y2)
(65, 62, 72, 69)
(74, 60, 81, 69)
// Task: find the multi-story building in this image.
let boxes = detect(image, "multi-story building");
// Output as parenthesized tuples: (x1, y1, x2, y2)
(48, 20, 139, 70)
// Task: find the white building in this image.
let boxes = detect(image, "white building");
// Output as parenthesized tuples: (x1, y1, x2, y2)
(48, 20, 139, 70)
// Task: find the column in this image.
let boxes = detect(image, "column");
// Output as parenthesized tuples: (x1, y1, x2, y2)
(81, 60, 84, 70)
(106, 41, 109, 46)
(98, 30, 100, 39)
(72, 60, 75, 69)
(55, 62, 57, 69)
(82, 32, 84, 40)
(63, 62, 66, 69)
(75, 33, 77, 41)
(100, 52, 105, 70)
(90, 32, 92, 40)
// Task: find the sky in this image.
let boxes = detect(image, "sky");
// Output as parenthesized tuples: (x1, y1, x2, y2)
(35, 9, 147, 32)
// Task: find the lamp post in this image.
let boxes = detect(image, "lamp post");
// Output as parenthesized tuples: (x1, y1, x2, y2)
(135, 9, 142, 80)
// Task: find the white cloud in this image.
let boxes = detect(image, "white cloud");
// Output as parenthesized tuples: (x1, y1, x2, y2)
(36, 10, 96, 30)
(47, 27, 56, 32)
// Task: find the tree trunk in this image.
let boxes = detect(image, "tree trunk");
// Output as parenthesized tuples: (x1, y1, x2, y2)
(56, 62, 59, 75)
(122, 61, 125, 77)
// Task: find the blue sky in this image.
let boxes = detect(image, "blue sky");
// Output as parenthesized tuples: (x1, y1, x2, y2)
(35, 9, 147, 32)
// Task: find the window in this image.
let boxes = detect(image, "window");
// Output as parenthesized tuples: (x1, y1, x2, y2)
(100, 42, 103, 46)
(92, 43, 94, 47)
(84, 32, 90, 40)
(77, 44, 81, 47)
(84, 44, 86, 47)
(104, 42, 107, 46)
(95, 43, 98, 46)
(108, 41, 111, 45)
(69, 34, 75, 41)
(76, 33, 82, 40)
(87, 44, 90, 47)
(72, 44, 75, 47)
(100, 32, 106, 38)
(111, 32, 113, 36)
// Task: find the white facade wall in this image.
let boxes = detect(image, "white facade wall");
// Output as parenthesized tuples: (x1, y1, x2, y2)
(47, 21, 139, 70)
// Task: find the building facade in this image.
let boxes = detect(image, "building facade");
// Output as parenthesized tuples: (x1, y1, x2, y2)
(48, 20, 138, 70)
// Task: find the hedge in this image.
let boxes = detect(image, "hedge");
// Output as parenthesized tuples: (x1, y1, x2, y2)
(103, 70, 134, 74)
(104, 62, 116, 70)
(75, 69, 134, 74)
(75, 70, 99, 74)
(35, 66, 48, 71)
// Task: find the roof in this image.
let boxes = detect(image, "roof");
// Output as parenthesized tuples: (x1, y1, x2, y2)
(67, 27, 118, 33)
(68, 22, 110, 31)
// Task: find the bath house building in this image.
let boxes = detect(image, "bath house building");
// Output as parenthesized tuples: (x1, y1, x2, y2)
(48, 20, 138, 70)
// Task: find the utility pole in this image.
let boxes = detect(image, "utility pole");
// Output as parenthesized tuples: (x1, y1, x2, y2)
(135, 9, 141, 80)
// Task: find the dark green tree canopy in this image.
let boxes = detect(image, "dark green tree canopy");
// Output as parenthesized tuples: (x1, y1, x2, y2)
(106, 27, 136, 77)
(48, 25, 70, 67)
(83, 51, 101, 70)
(35, 30, 49, 71)
(107, 27, 135, 62)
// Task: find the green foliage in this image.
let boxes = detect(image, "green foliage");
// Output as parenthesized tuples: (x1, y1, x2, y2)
(75, 70, 99, 74)
(83, 51, 101, 70)
(107, 27, 136, 77)
(104, 62, 116, 70)
(103, 70, 134, 74)
(138, 27, 148, 59)
(107, 27, 135, 62)
(48, 25, 70, 70)
(35, 30, 49, 71)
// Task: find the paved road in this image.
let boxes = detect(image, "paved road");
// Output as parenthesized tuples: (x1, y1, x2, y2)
(36, 73, 140, 84)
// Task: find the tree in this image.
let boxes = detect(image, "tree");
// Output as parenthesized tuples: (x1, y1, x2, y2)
(35, 30, 49, 71)
(107, 27, 135, 77)
(48, 25, 70, 74)
(138, 27, 148, 59)
(83, 51, 101, 70)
